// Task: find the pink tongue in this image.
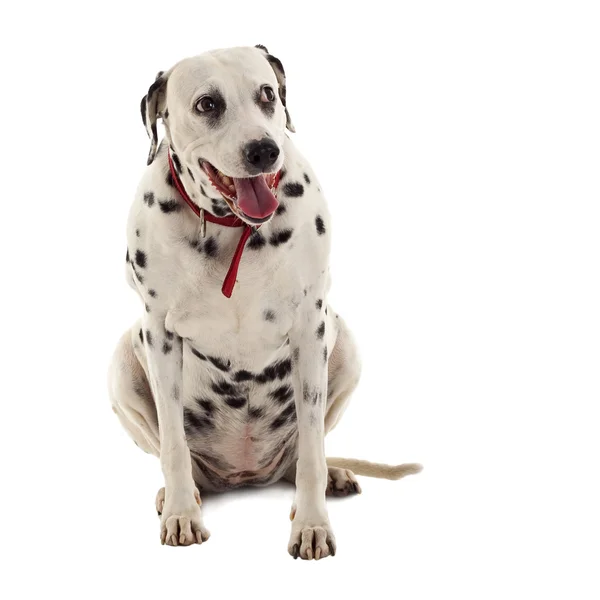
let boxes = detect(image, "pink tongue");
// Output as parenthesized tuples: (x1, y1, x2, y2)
(233, 176, 279, 219)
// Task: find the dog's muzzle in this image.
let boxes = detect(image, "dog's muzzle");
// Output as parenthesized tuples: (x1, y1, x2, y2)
(202, 161, 280, 224)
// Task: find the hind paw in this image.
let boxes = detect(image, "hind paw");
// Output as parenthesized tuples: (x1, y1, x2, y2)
(326, 467, 361, 497)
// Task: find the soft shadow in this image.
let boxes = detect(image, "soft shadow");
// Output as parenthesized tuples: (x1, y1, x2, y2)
(200, 480, 294, 511)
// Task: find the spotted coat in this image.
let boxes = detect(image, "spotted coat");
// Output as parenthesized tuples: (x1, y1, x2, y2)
(125, 136, 337, 489)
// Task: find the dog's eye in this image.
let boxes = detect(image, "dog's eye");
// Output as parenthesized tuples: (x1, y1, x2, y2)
(196, 96, 216, 113)
(260, 86, 276, 103)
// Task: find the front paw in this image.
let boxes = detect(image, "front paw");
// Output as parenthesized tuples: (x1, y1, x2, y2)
(159, 488, 210, 547)
(288, 519, 336, 560)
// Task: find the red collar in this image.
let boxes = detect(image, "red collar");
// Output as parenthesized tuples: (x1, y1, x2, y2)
(167, 151, 281, 298)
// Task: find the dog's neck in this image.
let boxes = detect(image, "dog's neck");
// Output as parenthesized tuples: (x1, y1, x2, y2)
(162, 142, 257, 298)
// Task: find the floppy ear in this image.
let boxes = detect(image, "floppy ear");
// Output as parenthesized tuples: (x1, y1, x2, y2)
(255, 45, 295, 133)
(140, 70, 169, 165)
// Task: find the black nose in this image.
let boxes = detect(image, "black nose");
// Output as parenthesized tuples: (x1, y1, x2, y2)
(244, 139, 280, 171)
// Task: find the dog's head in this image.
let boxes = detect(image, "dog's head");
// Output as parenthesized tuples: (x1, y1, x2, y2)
(140, 45, 294, 224)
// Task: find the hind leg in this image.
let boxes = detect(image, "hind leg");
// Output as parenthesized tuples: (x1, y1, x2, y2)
(324, 310, 361, 434)
(108, 324, 160, 456)
(108, 323, 210, 545)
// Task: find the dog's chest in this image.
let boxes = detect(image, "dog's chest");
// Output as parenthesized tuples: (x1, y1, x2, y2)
(161, 232, 303, 485)
(168, 236, 301, 368)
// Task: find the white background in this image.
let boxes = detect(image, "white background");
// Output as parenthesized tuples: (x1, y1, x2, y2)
(1, 1, 599, 598)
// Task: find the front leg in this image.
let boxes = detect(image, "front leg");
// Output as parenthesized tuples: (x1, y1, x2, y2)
(288, 295, 336, 560)
(143, 314, 209, 546)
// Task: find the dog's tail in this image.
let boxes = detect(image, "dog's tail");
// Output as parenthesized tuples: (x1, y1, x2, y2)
(326, 457, 423, 480)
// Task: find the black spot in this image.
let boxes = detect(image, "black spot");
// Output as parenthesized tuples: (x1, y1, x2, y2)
(283, 182, 304, 197)
(204, 237, 218, 257)
(211, 198, 230, 217)
(145, 330, 153, 347)
(135, 249, 147, 268)
(159, 200, 181, 213)
(269, 229, 293, 247)
(164, 107, 169, 119)
(166, 171, 174, 187)
(316, 321, 325, 339)
(191, 348, 207, 361)
(171, 153, 183, 174)
(270, 384, 294, 404)
(249, 406, 264, 420)
(270, 404, 296, 429)
(143, 192, 155, 207)
(145, 303, 150, 313)
(234, 370, 254, 382)
(303, 384, 322, 405)
(315, 215, 326, 235)
(148, 289, 157, 298)
(303, 288, 307, 297)
(292, 347, 300, 363)
(247, 230, 267, 250)
(197, 398, 215, 414)
(316, 299, 323, 310)
(187, 167, 195, 182)
(126, 249, 130, 263)
(140, 96, 147, 127)
(208, 356, 230, 372)
(162, 341, 172, 354)
(184, 407, 214, 431)
(212, 380, 236, 395)
(138, 328, 143, 343)
(263, 309, 276, 322)
(200, 185, 208, 198)
(225, 396, 247, 409)
(275, 203, 286, 216)
(164, 329, 173, 340)
(255, 358, 292, 383)
(303, 173, 311, 184)
(274, 359, 293, 379)
(323, 346, 328, 363)
(279, 168, 286, 180)
(136, 228, 140, 237)
(270, 415, 288, 430)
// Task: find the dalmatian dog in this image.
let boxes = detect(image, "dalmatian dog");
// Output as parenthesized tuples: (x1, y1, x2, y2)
(108, 45, 421, 560)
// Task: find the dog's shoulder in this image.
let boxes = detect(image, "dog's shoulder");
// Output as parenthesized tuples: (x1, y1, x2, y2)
(124, 143, 201, 303)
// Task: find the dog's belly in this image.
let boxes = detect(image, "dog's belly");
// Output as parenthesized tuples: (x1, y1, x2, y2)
(181, 342, 298, 490)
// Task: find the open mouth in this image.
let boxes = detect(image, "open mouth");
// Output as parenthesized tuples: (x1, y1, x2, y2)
(202, 162, 279, 224)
